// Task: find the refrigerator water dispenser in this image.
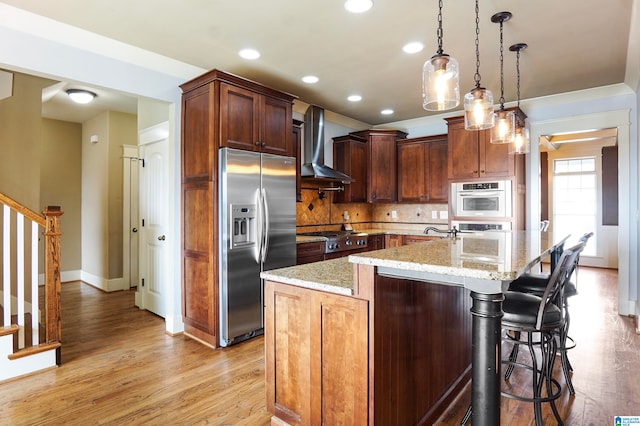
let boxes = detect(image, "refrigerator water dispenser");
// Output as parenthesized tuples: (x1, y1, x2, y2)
(230, 204, 256, 248)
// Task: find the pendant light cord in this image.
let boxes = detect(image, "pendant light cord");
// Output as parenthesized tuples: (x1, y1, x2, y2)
(499, 20, 505, 108)
(516, 48, 521, 109)
(473, 0, 481, 89)
(436, 0, 444, 55)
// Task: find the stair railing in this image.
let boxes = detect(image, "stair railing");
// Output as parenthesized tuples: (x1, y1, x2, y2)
(0, 192, 62, 360)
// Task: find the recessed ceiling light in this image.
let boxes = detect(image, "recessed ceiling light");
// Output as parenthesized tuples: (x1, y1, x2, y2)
(344, 0, 373, 13)
(66, 89, 97, 104)
(402, 42, 424, 54)
(302, 75, 319, 84)
(239, 49, 260, 60)
(381, 109, 394, 115)
(348, 95, 362, 102)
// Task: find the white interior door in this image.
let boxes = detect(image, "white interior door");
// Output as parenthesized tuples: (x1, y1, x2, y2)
(138, 123, 169, 317)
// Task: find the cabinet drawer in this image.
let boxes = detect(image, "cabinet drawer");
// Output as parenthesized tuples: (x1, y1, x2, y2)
(297, 241, 325, 264)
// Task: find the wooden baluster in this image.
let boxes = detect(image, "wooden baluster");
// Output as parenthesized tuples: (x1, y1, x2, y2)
(43, 206, 63, 364)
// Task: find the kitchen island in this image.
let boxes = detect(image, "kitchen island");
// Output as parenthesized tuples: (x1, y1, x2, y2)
(262, 231, 569, 426)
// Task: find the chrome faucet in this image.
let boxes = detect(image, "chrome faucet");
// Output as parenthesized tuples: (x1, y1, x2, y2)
(423, 226, 460, 238)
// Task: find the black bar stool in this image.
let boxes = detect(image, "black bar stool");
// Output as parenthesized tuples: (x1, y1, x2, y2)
(507, 232, 592, 394)
(461, 241, 586, 426)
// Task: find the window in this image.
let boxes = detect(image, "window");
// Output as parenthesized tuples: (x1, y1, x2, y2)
(552, 157, 596, 256)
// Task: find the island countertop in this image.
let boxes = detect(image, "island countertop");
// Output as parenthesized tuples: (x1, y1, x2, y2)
(264, 231, 570, 296)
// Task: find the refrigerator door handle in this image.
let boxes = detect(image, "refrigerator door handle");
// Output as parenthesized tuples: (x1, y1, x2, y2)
(261, 187, 270, 262)
(254, 188, 263, 263)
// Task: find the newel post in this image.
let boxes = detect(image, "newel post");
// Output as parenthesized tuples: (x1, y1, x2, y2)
(43, 206, 63, 352)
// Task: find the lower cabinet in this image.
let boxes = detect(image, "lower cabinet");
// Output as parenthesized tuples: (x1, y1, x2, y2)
(264, 281, 369, 425)
(296, 241, 325, 264)
(385, 234, 402, 248)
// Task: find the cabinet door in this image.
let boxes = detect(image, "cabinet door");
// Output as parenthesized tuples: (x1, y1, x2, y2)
(427, 139, 448, 202)
(261, 95, 293, 156)
(293, 121, 303, 202)
(369, 134, 397, 202)
(480, 131, 513, 178)
(334, 139, 367, 203)
(220, 82, 260, 151)
(397, 142, 426, 202)
(448, 122, 480, 180)
(385, 234, 402, 248)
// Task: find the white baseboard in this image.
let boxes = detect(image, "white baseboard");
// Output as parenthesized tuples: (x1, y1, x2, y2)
(80, 271, 126, 292)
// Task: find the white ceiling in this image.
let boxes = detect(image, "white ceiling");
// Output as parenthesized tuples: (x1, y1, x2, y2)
(3, 0, 635, 125)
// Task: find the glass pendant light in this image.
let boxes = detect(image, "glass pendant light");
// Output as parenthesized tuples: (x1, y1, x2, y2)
(423, 0, 459, 111)
(490, 12, 515, 144)
(464, 0, 494, 130)
(509, 43, 530, 154)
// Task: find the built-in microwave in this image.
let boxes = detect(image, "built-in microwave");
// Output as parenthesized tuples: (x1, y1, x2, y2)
(451, 180, 512, 218)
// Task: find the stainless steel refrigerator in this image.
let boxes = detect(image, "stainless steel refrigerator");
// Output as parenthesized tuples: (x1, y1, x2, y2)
(218, 147, 296, 347)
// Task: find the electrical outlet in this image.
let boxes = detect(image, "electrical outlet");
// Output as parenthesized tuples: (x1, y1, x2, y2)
(391, 210, 398, 219)
(431, 211, 438, 219)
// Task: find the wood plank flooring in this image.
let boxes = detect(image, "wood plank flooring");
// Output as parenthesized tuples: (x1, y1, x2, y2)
(0, 267, 637, 425)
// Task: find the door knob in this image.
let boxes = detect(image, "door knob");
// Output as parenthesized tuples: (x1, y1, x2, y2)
(132, 227, 138, 233)
(158, 235, 166, 241)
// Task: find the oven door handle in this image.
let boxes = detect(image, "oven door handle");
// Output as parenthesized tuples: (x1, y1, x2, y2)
(458, 191, 503, 197)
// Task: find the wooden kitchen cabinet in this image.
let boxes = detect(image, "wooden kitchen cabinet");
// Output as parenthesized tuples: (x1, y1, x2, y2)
(265, 281, 369, 426)
(445, 108, 526, 180)
(333, 134, 367, 203)
(296, 241, 325, 264)
(385, 234, 402, 248)
(397, 134, 448, 203)
(219, 81, 294, 157)
(180, 69, 296, 347)
(344, 129, 408, 203)
(367, 234, 385, 251)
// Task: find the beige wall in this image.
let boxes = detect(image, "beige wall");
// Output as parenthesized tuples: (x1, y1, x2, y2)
(0, 71, 54, 211)
(41, 119, 82, 272)
(81, 111, 137, 282)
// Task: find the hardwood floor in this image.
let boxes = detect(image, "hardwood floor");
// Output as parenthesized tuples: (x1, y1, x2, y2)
(0, 267, 637, 425)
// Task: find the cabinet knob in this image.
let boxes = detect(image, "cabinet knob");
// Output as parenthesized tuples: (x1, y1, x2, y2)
(255, 141, 261, 146)
(261, 142, 266, 147)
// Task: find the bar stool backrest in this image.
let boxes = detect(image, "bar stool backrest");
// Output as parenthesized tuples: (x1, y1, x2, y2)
(535, 240, 587, 329)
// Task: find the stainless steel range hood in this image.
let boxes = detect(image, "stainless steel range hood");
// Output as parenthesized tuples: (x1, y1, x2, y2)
(301, 105, 354, 183)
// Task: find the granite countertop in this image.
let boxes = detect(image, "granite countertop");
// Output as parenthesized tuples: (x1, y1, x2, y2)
(269, 231, 570, 296)
(261, 257, 354, 296)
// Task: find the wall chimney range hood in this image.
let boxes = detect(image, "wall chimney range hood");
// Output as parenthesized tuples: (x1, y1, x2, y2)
(301, 105, 354, 183)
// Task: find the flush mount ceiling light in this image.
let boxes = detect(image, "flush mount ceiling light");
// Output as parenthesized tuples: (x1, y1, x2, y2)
(347, 94, 362, 102)
(239, 48, 260, 60)
(301, 75, 319, 84)
(422, 0, 459, 111)
(380, 109, 394, 115)
(464, 0, 494, 130)
(403, 42, 424, 54)
(490, 11, 515, 144)
(66, 89, 96, 104)
(344, 0, 373, 13)
(510, 42, 530, 154)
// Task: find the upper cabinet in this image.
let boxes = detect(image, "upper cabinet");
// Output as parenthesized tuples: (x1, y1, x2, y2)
(293, 119, 303, 202)
(397, 135, 448, 203)
(333, 134, 368, 203)
(445, 108, 526, 181)
(349, 129, 408, 203)
(219, 82, 295, 157)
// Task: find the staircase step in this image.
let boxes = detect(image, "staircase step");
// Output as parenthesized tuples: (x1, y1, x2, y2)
(0, 324, 19, 337)
(8, 341, 61, 360)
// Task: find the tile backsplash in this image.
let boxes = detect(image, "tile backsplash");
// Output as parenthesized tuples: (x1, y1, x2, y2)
(296, 187, 448, 230)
